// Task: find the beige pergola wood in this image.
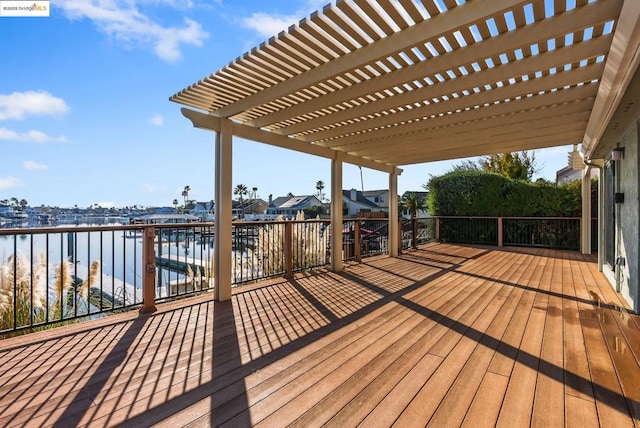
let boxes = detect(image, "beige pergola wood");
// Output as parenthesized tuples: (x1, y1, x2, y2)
(329, 92, 597, 151)
(170, 0, 640, 300)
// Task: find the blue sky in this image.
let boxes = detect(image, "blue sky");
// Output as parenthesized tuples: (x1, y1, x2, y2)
(0, 0, 574, 208)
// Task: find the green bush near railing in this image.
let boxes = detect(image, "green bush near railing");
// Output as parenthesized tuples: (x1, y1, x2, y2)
(427, 170, 586, 217)
(438, 217, 498, 246)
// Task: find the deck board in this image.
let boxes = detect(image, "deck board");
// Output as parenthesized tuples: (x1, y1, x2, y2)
(0, 243, 638, 427)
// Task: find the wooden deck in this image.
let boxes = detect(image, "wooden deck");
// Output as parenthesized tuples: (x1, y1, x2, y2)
(0, 243, 639, 427)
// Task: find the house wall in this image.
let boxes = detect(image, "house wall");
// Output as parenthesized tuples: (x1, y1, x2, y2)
(616, 121, 640, 311)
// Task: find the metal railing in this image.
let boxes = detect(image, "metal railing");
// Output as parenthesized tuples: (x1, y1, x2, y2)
(433, 216, 582, 250)
(0, 225, 146, 335)
(0, 215, 586, 335)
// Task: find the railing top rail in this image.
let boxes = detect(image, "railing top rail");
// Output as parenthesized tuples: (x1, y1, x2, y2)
(0, 216, 587, 236)
(433, 216, 582, 220)
(0, 219, 339, 235)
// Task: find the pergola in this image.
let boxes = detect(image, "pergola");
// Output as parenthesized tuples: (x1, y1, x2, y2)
(170, 0, 640, 301)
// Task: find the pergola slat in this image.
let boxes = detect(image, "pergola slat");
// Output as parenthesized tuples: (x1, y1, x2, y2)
(285, 44, 610, 140)
(208, 0, 534, 118)
(303, 61, 605, 144)
(247, 7, 616, 130)
(333, 95, 597, 152)
(170, 0, 631, 168)
(352, 111, 593, 158)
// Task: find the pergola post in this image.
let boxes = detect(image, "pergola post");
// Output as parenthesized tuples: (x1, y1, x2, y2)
(389, 170, 399, 257)
(331, 154, 343, 272)
(214, 118, 233, 301)
(581, 166, 592, 254)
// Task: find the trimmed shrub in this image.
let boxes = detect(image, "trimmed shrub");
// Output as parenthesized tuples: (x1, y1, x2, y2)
(427, 171, 582, 217)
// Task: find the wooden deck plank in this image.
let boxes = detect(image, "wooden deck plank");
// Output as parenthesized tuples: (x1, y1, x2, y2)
(0, 244, 637, 428)
(434, 251, 535, 428)
(392, 250, 538, 427)
(243, 270, 490, 426)
(531, 251, 566, 428)
(495, 252, 551, 427)
(335, 250, 530, 428)
(89, 255, 472, 427)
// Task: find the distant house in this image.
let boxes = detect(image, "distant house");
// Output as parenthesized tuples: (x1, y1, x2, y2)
(154, 206, 177, 215)
(233, 199, 268, 218)
(362, 189, 390, 211)
(267, 195, 323, 217)
(556, 165, 598, 184)
(190, 201, 214, 219)
(342, 189, 384, 217)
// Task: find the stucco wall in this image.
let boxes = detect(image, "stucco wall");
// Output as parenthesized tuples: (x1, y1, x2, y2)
(617, 121, 639, 311)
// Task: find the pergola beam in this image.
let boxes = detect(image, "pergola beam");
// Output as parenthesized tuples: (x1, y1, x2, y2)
(583, 0, 640, 158)
(378, 128, 585, 165)
(333, 94, 596, 152)
(350, 109, 593, 157)
(181, 107, 401, 175)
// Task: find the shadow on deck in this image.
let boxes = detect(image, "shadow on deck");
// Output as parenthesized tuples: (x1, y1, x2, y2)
(0, 243, 638, 427)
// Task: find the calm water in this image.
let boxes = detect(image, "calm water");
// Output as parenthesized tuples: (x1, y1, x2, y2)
(0, 224, 214, 295)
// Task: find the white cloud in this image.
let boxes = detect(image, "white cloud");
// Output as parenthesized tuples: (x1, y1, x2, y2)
(0, 91, 69, 121)
(0, 176, 20, 190)
(241, 1, 329, 38)
(242, 12, 300, 38)
(149, 114, 164, 126)
(23, 161, 48, 170)
(0, 127, 67, 143)
(58, 0, 209, 62)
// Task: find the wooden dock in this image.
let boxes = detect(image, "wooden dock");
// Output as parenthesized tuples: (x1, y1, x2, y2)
(155, 254, 209, 274)
(72, 262, 142, 307)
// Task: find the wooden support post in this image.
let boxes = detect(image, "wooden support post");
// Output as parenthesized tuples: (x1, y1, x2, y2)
(436, 217, 440, 242)
(581, 166, 592, 254)
(215, 119, 233, 301)
(354, 219, 362, 262)
(498, 217, 503, 247)
(140, 225, 157, 314)
(284, 221, 293, 278)
(331, 154, 344, 271)
(389, 171, 399, 257)
(412, 218, 418, 249)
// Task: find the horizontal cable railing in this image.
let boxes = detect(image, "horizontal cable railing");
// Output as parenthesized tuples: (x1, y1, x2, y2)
(0, 215, 587, 335)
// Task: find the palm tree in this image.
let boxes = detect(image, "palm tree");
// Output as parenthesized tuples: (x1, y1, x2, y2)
(182, 185, 191, 207)
(234, 184, 248, 202)
(172, 199, 179, 212)
(252, 187, 258, 200)
(315, 180, 325, 201)
(403, 193, 423, 219)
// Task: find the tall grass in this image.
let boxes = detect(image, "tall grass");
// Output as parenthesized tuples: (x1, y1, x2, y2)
(0, 251, 100, 334)
(236, 212, 328, 282)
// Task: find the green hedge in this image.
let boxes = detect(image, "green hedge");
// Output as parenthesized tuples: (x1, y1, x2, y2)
(427, 171, 582, 217)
